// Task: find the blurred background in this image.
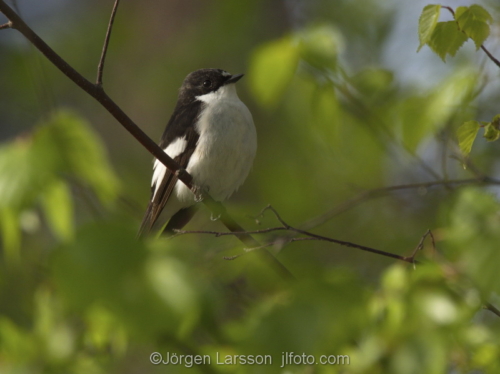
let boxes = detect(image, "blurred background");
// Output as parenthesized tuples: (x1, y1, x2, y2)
(1, 0, 500, 373)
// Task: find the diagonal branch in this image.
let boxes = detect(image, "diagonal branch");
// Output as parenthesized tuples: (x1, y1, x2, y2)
(97, 0, 121, 86)
(0, 0, 295, 282)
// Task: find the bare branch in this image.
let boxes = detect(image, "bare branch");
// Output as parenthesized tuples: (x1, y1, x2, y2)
(485, 303, 500, 318)
(406, 229, 434, 264)
(480, 45, 500, 69)
(97, 0, 121, 86)
(177, 205, 421, 264)
(0, 0, 295, 282)
(0, 21, 11, 29)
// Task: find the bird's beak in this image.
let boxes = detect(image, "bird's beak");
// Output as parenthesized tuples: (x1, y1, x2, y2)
(225, 73, 244, 84)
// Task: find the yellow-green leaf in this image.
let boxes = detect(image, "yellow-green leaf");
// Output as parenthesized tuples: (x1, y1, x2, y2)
(457, 120, 480, 155)
(455, 5, 492, 50)
(298, 24, 342, 71)
(41, 180, 74, 241)
(311, 85, 340, 144)
(418, 4, 442, 52)
(483, 122, 500, 142)
(0, 208, 21, 264)
(249, 36, 299, 108)
(35, 110, 120, 204)
(428, 21, 468, 61)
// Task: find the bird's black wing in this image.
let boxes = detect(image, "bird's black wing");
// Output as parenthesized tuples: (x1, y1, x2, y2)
(138, 100, 202, 236)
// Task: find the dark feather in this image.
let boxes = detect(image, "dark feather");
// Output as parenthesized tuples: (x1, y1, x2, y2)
(162, 205, 200, 236)
(138, 101, 201, 236)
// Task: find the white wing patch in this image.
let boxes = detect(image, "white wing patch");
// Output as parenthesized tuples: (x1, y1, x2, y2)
(151, 137, 187, 198)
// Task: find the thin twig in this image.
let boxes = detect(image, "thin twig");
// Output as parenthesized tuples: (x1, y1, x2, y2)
(485, 303, 500, 317)
(0, 0, 296, 282)
(97, 0, 121, 86)
(442, 5, 500, 69)
(407, 229, 433, 264)
(0, 21, 11, 29)
(173, 227, 287, 238)
(179, 205, 421, 264)
(480, 45, 500, 69)
(299, 176, 500, 232)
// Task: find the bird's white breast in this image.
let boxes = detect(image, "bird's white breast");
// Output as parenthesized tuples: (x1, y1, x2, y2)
(175, 84, 257, 203)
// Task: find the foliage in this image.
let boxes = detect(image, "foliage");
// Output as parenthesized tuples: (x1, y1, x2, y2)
(1, 1, 500, 374)
(417, 3, 500, 156)
(0, 110, 119, 262)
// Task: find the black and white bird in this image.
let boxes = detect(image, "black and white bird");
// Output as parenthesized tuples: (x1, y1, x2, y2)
(139, 68, 257, 236)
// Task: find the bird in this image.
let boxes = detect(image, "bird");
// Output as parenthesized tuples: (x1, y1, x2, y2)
(138, 68, 257, 236)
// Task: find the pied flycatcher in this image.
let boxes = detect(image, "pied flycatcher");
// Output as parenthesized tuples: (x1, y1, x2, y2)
(139, 68, 257, 236)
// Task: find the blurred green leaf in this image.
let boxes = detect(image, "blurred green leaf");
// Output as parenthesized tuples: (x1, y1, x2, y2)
(52, 220, 203, 337)
(0, 208, 21, 263)
(0, 109, 119, 253)
(418, 4, 442, 51)
(41, 179, 74, 241)
(444, 188, 500, 295)
(249, 36, 299, 107)
(401, 70, 477, 151)
(84, 305, 127, 355)
(311, 84, 340, 144)
(298, 24, 342, 71)
(236, 273, 367, 360)
(428, 21, 468, 61)
(455, 5, 492, 50)
(0, 138, 46, 211)
(352, 68, 394, 100)
(34, 287, 75, 361)
(457, 120, 480, 155)
(35, 110, 120, 204)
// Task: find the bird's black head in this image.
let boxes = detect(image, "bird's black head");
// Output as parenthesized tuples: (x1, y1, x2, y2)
(179, 68, 244, 101)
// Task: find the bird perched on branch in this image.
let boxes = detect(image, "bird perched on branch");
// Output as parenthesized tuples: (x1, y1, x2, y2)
(139, 68, 257, 236)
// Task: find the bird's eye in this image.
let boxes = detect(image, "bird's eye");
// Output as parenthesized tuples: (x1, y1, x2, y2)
(203, 80, 212, 88)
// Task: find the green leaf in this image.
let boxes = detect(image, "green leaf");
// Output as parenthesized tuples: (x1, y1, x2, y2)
(311, 85, 340, 144)
(444, 188, 500, 295)
(401, 70, 477, 151)
(428, 21, 468, 61)
(457, 120, 480, 155)
(418, 4, 442, 51)
(0, 139, 49, 211)
(249, 36, 299, 107)
(483, 123, 500, 142)
(35, 110, 120, 204)
(298, 24, 342, 71)
(0, 208, 21, 264)
(41, 180, 74, 241)
(455, 5, 492, 49)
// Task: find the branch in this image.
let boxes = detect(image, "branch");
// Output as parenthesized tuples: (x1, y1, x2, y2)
(175, 205, 421, 264)
(0, 0, 295, 282)
(485, 302, 500, 318)
(97, 0, 120, 86)
(299, 176, 500, 232)
(442, 5, 500, 69)
(405, 229, 435, 264)
(0, 21, 11, 29)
